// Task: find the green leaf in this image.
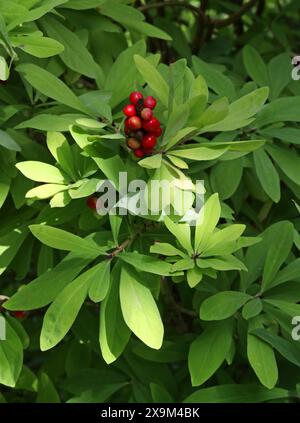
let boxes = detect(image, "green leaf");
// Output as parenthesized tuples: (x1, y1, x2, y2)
(242, 298, 262, 320)
(198, 97, 229, 127)
(119, 252, 175, 276)
(164, 216, 193, 255)
(16, 161, 67, 183)
(243, 45, 269, 87)
(29, 225, 106, 257)
(47, 131, 76, 179)
(26, 184, 68, 200)
(40, 269, 91, 350)
(0, 227, 28, 276)
(256, 97, 300, 127)
(11, 35, 64, 58)
(247, 317, 278, 389)
(16, 114, 81, 132)
(201, 87, 269, 132)
(268, 53, 292, 100)
(262, 221, 294, 291)
(138, 154, 162, 169)
(171, 145, 228, 161)
(0, 130, 21, 151)
(253, 148, 280, 202)
(16, 63, 89, 114)
(200, 291, 252, 321)
(36, 373, 60, 403)
(4, 251, 93, 311)
(134, 54, 169, 106)
(88, 261, 110, 303)
(99, 263, 131, 364)
(210, 159, 243, 200)
(192, 57, 236, 101)
(252, 329, 300, 368)
(263, 299, 300, 317)
(150, 242, 185, 257)
(202, 224, 246, 255)
(163, 103, 189, 144)
(266, 144, 300, 186)
(0, 320, 23, 387)
(184, 384, 289, 403)
(188, 319, 233, 386)
(41, 16, 100, 79)
(195, 193, 220, 252)
(272, 258, 300, 288)
(197, 255, 247, 271)
(0, 55, 9, 81)
(120, 265, 164, 349)
(150, 383, 173, 403)
(105, 41, 146, 108)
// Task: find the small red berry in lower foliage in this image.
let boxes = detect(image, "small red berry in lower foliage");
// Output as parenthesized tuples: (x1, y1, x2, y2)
(87, 196, 97, 210)
(142, 117, 160, 133)
(12, 311, 26, 319)
(127, 138, 141, 150)
(128, 116, 142, 130)
(144, 96, 156, 109)
(141, 107, 153, 121)
(142, 134, 157, 149)
(123, 104, 136, 117)
(134, 149, 145, 158)
(130, 91, 143, 105)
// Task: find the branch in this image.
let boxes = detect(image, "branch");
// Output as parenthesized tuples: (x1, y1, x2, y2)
(211, 0, 259, 28)
(139, 1, 198, 15)
(107, 238, 132, 259)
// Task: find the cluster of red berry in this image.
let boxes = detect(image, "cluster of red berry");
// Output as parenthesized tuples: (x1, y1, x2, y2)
(123, 91, 162, 159)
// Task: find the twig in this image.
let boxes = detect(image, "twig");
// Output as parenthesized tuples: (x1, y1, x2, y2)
(211, 0, 259, 28)
(139, 1, 198, 14)
(107, 238, 132, 259)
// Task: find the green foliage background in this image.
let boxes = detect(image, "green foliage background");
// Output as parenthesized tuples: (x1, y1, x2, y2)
(1, 0, 300, 403)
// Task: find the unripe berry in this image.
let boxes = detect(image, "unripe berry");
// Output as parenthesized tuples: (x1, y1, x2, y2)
(134, 149, 145, 158)
(144, 96, 156, 109)
(142, 117, 160, 132)
(128, 116, 142, 130)
(141, 107, 153, 121)
(142, 134, 157, 149)
(127, 138, 141, 150)
(130, 91, 143, 105)
(123, 104, 136, 117)
(134, 130, 144, 141)
(87, 196, 97, 210)
(12, 311, 26, 319)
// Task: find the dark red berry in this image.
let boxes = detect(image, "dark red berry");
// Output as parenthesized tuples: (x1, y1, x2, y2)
(128, 116, 142, 130)
(142, 117, 160, 132)
(153, 126, 163, 137)
(141, 108, 153, 121)
(87, 196, 97, 210)
(12, 311, 26, 319)
(127, 138, 141, 150)
(143, 148, 153, 156)
(142, 134, 157, 149)
(144, 96, 156, 109)
(134, 149, 145, 158)
(123, 104, 136, 117)
(130, 91, 143, 105)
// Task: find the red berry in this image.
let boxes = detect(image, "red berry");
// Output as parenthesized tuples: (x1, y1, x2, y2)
(142, 134, 157, 149)
(12, 311, 26, 319)
(128, 116, 142, 130)
(134, 149, 145, 158)
(127, 138, 141, 150)
(140, 108, 153, 121)
(143, 149, 153, 156)
(87, 196, 97, 210)
(142, 117, 160, 133)
(144, 96, 156, 109)
(153, 126, 163, 137)
(123, 104, 136, 117)
(130, 91, 143, 105)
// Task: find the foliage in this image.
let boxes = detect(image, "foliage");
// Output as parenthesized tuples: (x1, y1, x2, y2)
(0, 0, 300, 404)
